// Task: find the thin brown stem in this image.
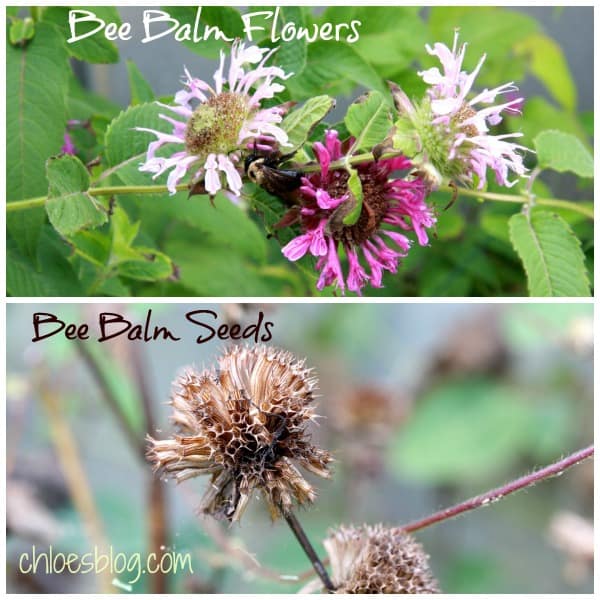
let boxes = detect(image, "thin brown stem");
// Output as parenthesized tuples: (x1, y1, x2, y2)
(130, 343, 168, 594)
(400, 445, 594, 534)
(283, 510, 335, 592)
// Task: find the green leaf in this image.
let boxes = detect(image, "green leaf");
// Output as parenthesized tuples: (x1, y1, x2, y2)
(116, 248, 174, 281)
(45, 155, 107, 235)
(286, 41, 387, 100)
(350, 7, 427, 70)
(507, 97, 590, 150)
(9, 17, 35, 46)
(534, 130, 594, 178)
(104, 102, 168, 176)
(41, 7, 120, 63)
(342, 166, 364, 226)
(514, 33, 576, 111)
(7, 228, 84, 296)
(272, 7, 307, 75)
(126, 60, 155, 105)
(162, 6, 242, 58)
(509, 210, 590, 296)
(6, 22, 70, 259)
(389, 380, 534, 484)
(344, 90, 392, 152)
(67, 74, 120, 121)
(281, 95, 335, 153)
(428, 8, 539, 79)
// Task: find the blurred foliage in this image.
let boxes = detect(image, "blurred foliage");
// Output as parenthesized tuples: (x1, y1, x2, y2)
(6, 303, 593, 593)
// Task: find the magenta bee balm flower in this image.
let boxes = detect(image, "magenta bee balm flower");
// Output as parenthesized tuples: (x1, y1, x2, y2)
(282, 130, 435, 295)
(136, 41, 291, 196)
(395, 31, 530, 190)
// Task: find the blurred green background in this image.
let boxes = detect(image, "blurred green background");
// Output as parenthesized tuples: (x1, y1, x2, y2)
(6, 303, 593, 592)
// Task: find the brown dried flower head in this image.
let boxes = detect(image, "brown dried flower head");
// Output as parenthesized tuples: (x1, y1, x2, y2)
(147, 346, 332, 522)
(324, 524, 439, 594)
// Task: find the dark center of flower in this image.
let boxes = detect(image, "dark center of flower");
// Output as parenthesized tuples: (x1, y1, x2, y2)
(326, 169, 389, 246)
(454, 103, 479, 138)
(184, 92, 248, 158)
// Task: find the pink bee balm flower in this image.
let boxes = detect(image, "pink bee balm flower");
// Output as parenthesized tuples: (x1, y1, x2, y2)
(136, 41, 292, 196)
(410, 31, 529, 189)
(282, 130, 435, 295)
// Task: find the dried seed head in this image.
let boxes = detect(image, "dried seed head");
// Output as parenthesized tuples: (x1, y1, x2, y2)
(324, 524, 439, 594)
(147, 346, 332, 522)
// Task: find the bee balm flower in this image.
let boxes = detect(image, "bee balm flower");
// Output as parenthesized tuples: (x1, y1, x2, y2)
(147, 346, 332, 523)
(281, 130, 435, 295)
(136, 41, 291, 197)
(323, 524, 439, 594)
(395, 31, 529, 190)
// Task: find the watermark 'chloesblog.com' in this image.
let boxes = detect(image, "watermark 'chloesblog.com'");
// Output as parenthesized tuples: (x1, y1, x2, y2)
(18, 545, 194, 586)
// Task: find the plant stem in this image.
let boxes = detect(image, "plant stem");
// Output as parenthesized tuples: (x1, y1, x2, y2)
(36, 370, 114, 593)
(130, 343, 168, 594)
(283, 510, 335, 592)
(76, 340, 145, 458)
(6, 155, 592, 219)
(440, 185, 594, 219)
(400, 445, 594, 534)
(5, 183, 190, 212)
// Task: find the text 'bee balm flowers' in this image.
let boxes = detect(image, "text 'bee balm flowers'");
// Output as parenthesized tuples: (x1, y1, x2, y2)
(147, 346, 332, 523)
(136, 41, 291, 197)
(324, 524, 439, 594)
(282, 130, 435, 295)
(409, 31, 529, 189)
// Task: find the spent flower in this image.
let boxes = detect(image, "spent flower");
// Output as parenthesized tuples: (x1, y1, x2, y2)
(147, 346, 332, 522)
(136, 41, 291, 197)
(323, 524, 439, 594)
(281, 130, 435, 295)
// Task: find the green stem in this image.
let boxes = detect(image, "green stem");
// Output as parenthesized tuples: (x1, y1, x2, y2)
(443, 186, 594, 219)
(6, 183, 189, 213)
(6, 160, 592, 219)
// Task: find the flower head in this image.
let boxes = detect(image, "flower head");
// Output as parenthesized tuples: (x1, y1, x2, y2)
(323, 524, 439, 594)
(397, 31, 529, 189)
(147, 346, 332, 522)
(281, 130, 435, 295)
(136, 41, 291, 196)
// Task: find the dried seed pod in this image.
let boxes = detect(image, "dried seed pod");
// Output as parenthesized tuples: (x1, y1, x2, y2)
(147, 346, 332, 522)
(324, 524, 439, 594)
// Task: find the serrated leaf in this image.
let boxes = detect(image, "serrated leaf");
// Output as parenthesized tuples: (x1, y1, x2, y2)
(6, 22, 70, 259)
(344, 91, 392, 152)
(126, 60, 155, 105)
(104, 102, 169, 174)
(514, 33, 576, 111)
(45, 155, 107, 235)
(281, 95, 335, 153)
(509, 210, 590, 297)
(42, 7, 120, 63)
(534, 130, 593, 178)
